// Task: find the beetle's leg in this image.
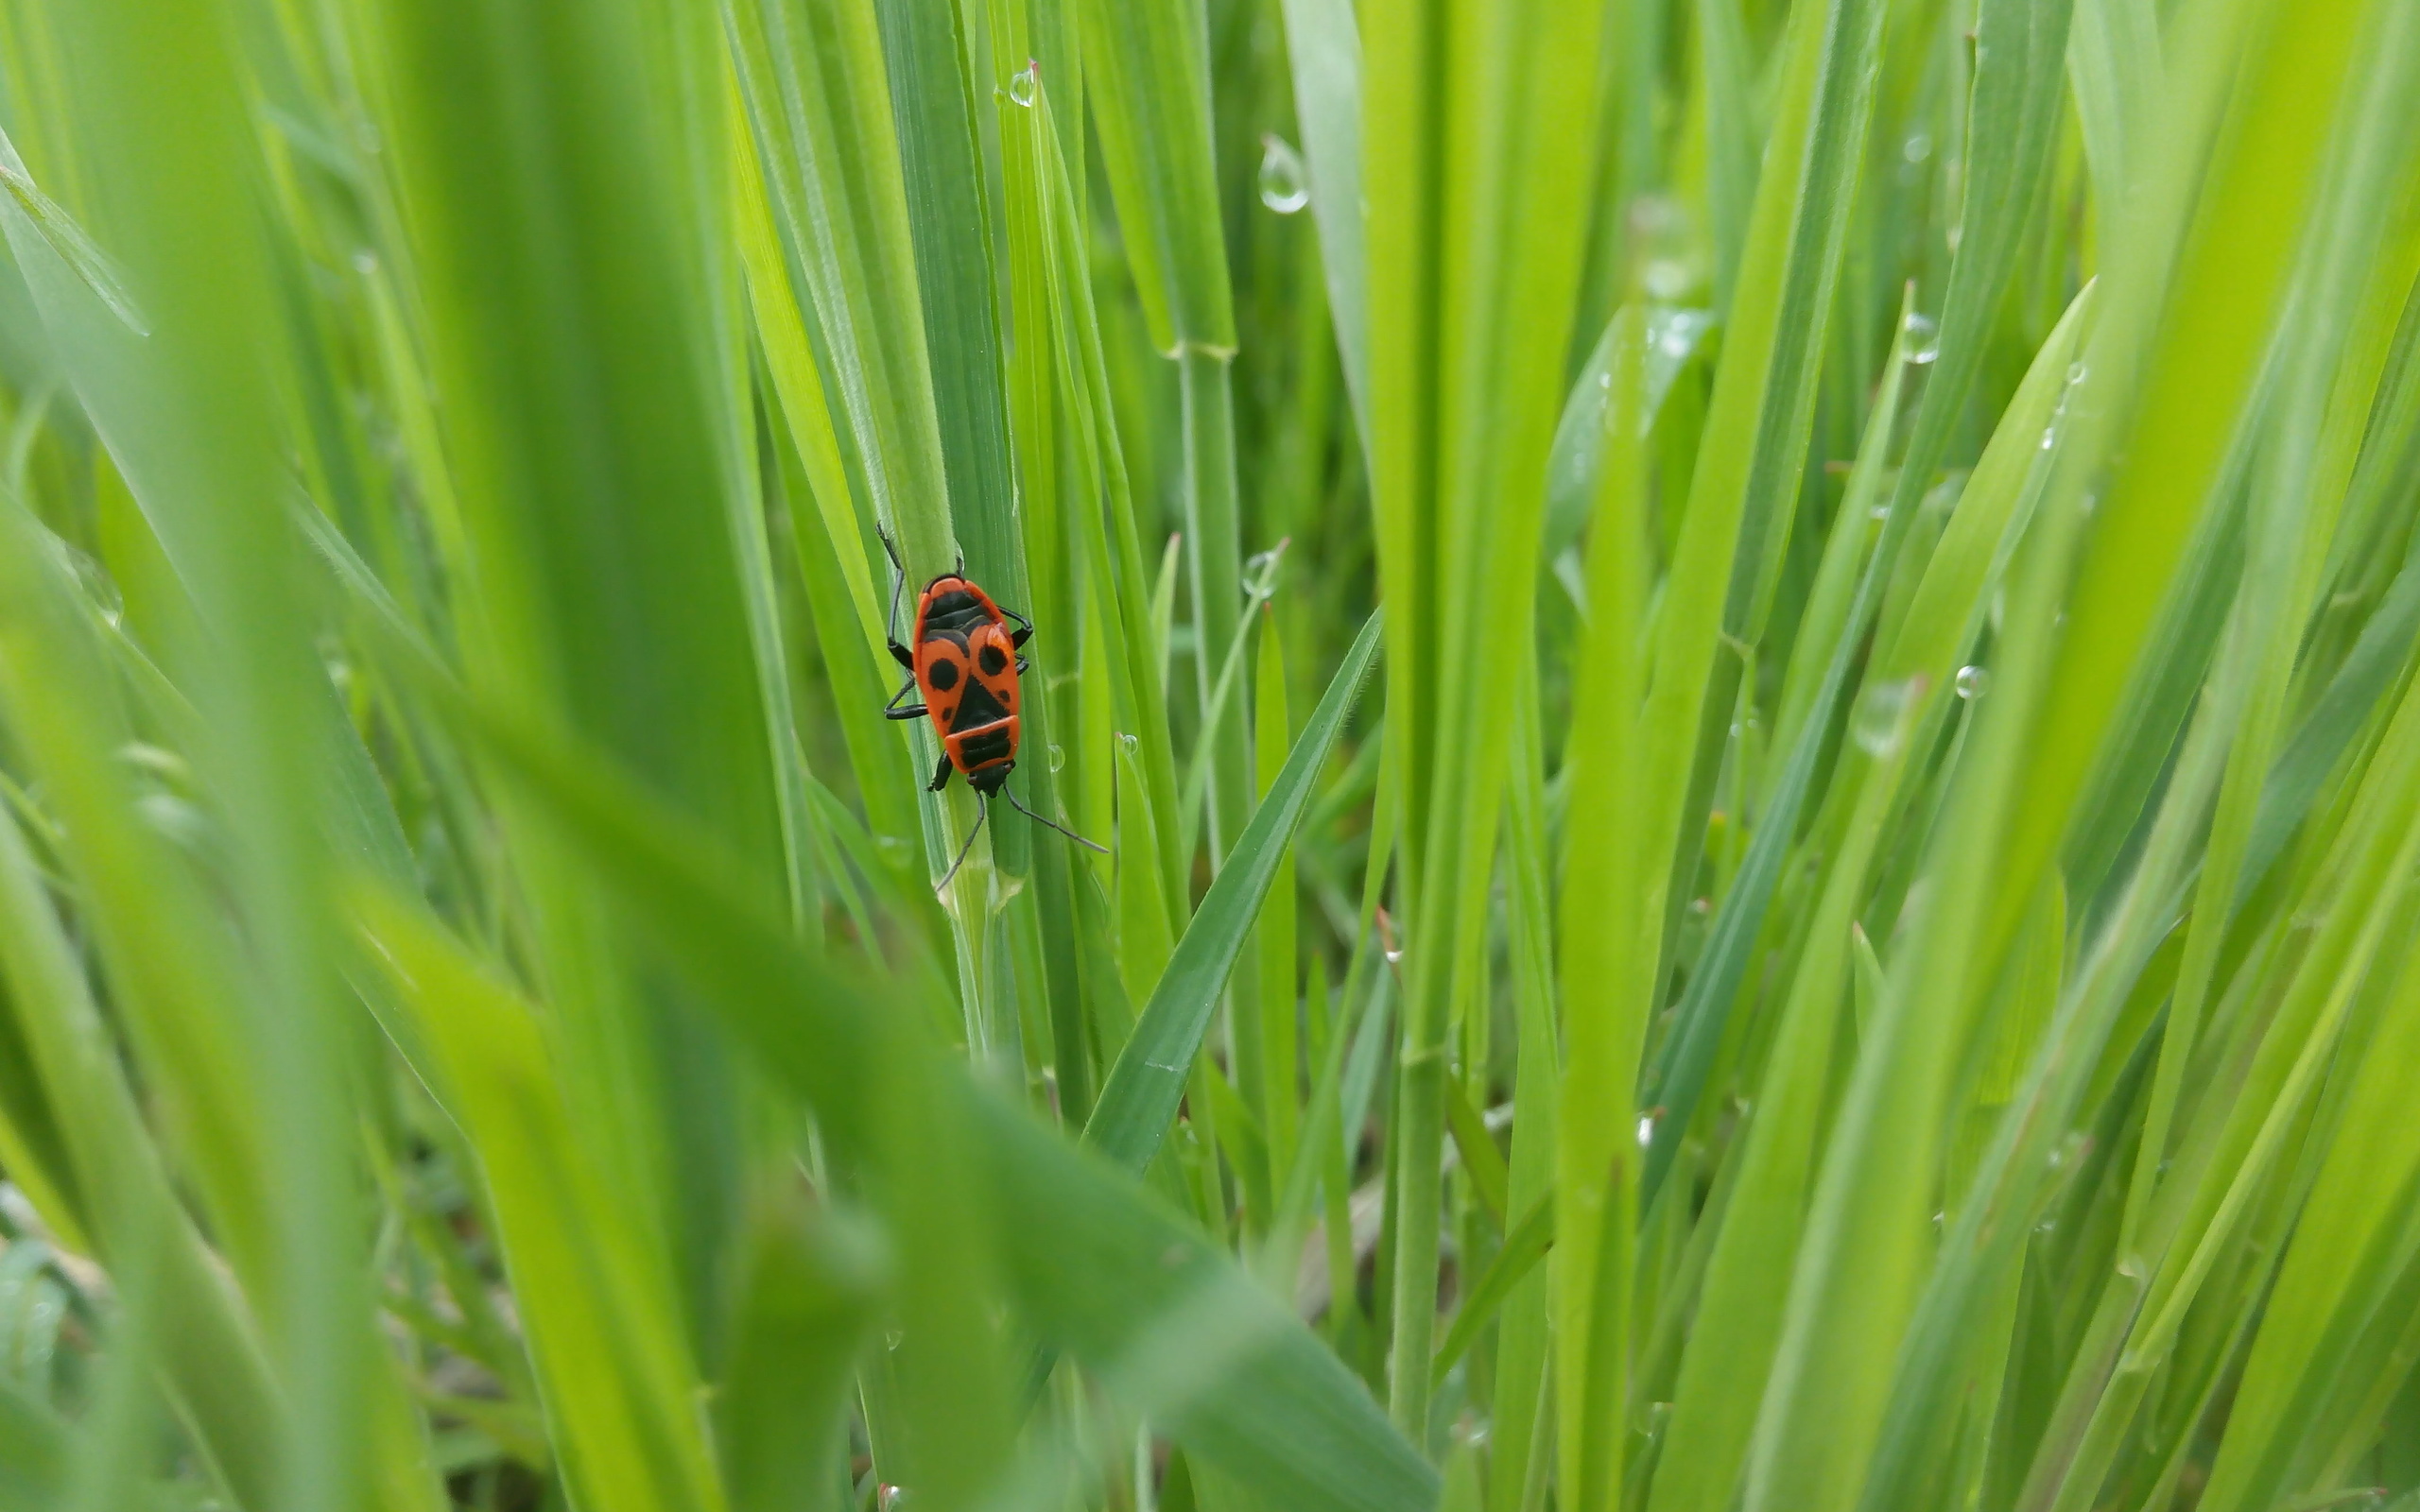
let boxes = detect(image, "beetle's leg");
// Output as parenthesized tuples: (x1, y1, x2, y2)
(1003, 605, 1035, 648)
(883, 678, 926, 720)
(929, 751, 955, 792)
(885, 551, 914, 667)
(936, 798, 986, 889)
(1014, 656, 1030, 674)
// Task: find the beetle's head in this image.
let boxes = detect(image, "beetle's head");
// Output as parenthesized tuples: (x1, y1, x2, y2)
(968, 761, 1013, 797)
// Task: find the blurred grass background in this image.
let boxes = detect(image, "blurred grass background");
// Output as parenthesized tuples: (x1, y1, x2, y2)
(0, 0, 2415, 1506)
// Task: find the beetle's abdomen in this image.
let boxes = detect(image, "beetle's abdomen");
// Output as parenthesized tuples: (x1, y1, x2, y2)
(947, 717, 1018, 782)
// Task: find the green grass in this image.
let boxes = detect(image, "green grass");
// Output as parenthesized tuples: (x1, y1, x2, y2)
(0, 0, 2415, 1507)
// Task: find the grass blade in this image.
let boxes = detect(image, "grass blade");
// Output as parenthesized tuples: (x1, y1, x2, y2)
(1085, 609, 1381, 1174)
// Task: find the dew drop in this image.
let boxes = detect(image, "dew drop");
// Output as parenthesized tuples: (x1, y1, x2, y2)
(1599, 370, 1612, 391)
(1851, 677, 1922, 757)
(881, 1486, 909, 1512)
(1636, 1113, 1656, 1148)
(1006, 61, 1038, 108)
(351, 249, 379, 275)
(1257, 135, 1308, 214)
(1384, 948, 1405, 964)
(1047, 743, 1066, 773)
(1869, 504, 1891, 523)
(1901, 311, 1940, 365)
(1644, 259, 1692, 300)
(68, 548, 123, 628)
(1954, 664, 1990, 701)
(1115, 730, 1139, 754)
(884, 1330, 903, 1351)
(2066, 360, 2088, 387)
(1903, 132, 1933, 163)
(2040, 424, 2058, 451)
(2117, 1254, 2147, 1281)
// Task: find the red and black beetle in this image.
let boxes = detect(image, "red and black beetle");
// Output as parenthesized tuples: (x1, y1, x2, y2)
(881, 535, 1103, 883)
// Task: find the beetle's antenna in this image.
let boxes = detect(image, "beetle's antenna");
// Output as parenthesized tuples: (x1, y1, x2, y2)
(937, 799, 989, 890)
(1004, 785, 1108, 854)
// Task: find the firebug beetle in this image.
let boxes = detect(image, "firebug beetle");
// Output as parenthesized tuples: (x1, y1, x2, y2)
(881, 533, 1105, 885)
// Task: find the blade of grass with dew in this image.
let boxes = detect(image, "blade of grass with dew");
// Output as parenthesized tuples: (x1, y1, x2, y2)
(1086, 608, 1380, 1174)
(729, 70, 890, 660)
(1540, 306, 1717, 566)
(1115, 731, 1180, 1011)
(1077, 0, 1253, 861)
(1480, 653, 1560, 1512)
(774, 401, 926, 868)
(723, 0, 953, 575)
(1696, 0, 1757, 312)
(1274, 0, 1370, 454)
(982, 12, 1098, 1123)
(1027, 83, 1189, 926)
(2066, 0, 2162, 215)
(1253, 606, 1301, 1193)
(873, 0, 1044, 895)
(1555, 303, 1651, 1512)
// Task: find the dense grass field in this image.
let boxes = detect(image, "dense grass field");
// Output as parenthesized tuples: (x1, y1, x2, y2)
(0, 0, 2416, 1506)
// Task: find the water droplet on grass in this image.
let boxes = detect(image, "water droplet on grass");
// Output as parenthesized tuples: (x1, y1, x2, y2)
(1257, 136, 1308, 214)
(1902, 311, 1940, 364)
(1006, 62, 1038, 107)
(1852, 677, 1922, 756)
(1903, 132, 1933, 163)
(1955, 665, 1989, 700)
(1047, 743, 1065, 773)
